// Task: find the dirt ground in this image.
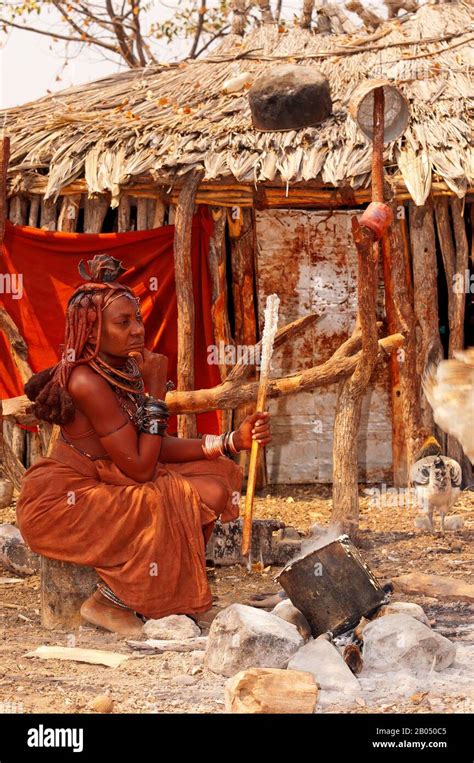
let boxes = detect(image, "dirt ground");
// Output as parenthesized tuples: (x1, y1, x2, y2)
(0, 484, 473, 715)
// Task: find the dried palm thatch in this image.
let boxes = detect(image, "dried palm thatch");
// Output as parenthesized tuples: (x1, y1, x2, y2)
(2, 2, 473, 208)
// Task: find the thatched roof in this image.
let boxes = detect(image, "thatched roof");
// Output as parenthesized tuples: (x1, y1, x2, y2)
(3, 2, 473, 207)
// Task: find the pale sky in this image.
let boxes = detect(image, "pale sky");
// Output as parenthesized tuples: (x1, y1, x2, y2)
(0, 1, 394, 110)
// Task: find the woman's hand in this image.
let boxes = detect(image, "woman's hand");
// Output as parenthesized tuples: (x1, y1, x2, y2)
(129, 348, 168, 399)
(234, 411, 271, 451)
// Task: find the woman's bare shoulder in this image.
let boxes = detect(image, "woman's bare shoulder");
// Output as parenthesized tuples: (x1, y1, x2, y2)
(67, 365, 112, 400)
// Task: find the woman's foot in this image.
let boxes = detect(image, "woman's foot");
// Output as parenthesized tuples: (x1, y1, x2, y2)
(80, 589, 144, 637)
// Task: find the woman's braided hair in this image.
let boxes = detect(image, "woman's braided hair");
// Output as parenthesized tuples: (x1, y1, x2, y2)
(24, 254, 136, 425)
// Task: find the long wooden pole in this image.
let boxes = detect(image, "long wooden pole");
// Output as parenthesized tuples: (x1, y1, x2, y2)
(241, 294, 279, 557)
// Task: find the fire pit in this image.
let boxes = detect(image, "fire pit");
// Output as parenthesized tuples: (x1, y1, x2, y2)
(275, 534, 386, 637)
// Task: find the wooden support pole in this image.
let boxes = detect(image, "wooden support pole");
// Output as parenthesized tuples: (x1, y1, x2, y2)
(0, 136, 9, 244)
(57, 194, 81, 232)
(409, 200, 443, 430)
(450, 197, 469, 351)
(381, 216, 407, 486)
(208, 207, 234, 433)
(136, 197, 148, 230)
(84, 195, 108, 233)
(28, 196, 40, 228)
(152, 198, 166, 228)
(118, 195, 131, 232)
(40, 198, 57, 231)
(8, 195, 27, 225)
(229, 208, 266, 488)
(331, 222, 380, 540)
(383, 204, 424, 468)
(173, 169, 203, 438)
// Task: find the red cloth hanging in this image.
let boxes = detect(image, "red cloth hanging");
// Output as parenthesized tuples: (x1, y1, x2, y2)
(0, 210, 220, 435)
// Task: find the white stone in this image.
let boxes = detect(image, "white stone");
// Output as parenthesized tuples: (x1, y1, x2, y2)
(143, 614, 200, 640)
(288, 637, 362, 706)
(374, 602, 430, 627)
(204, 603, 303, 677)
(271, 599, 311, 641)
(362, 614, 456, 673)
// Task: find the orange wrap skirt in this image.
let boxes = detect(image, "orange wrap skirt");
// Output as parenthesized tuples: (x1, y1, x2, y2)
(16, 440, 244, 619)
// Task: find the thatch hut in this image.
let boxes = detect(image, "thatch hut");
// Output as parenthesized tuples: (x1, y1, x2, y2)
(1, 1, 473, 501)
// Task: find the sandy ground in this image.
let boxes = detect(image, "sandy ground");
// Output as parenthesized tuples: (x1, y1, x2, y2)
(0, 484, 473, 715)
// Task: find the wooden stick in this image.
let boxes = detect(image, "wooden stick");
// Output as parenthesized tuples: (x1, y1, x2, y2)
(241, 294, 279, 557)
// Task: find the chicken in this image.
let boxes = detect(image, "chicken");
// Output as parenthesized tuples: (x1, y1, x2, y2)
(422, 348, 474, 464)
(410, 436, 462, 534)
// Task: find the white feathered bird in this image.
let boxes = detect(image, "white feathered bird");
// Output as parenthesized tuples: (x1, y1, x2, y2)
(410, 436, 462, 534)
(422, 348, 474, 464)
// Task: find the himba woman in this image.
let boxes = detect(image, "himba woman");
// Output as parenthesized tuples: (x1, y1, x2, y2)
(16, 254, 271, 636)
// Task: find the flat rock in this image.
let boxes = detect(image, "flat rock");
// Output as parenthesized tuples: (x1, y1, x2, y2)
(373, 602, 430, 627)
(271, 599, 311, 641)
(143, 614, 200, 640)
(288, 637, 362, 706)
(392, 572, 474, 603)
(225, 667, 317, 714)
(362, 613, 456, 673)
(0, 524, 39, 576)
(204, 603, 303, 677)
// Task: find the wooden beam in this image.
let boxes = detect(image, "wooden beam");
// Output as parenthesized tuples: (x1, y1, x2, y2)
(173, 169, 203, 438)
(5, 332, 404, 424)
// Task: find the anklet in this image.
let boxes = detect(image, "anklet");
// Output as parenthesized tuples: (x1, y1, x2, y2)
(97, 583, 130, 610)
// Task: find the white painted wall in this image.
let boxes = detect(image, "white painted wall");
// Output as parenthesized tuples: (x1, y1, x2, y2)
(255, 208, 392, 484)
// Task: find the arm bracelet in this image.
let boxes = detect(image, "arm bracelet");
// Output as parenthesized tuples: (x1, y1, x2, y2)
(136, 395, 169, 436)
(201, 430, 241, 459)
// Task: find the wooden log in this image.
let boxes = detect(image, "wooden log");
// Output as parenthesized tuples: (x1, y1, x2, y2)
(208, 207, 234, 432)
(117, 195, 131, 232)
(136, 197, 148, 230)
(152, 198, 166, 228)
(225, 668, 317, 714)
(168, 205, 176, 225)
(84, 195, 108, 233)
(5, 332, 405, 425)
(28, 195, 40, 228)
(2, 419, 25, 490)
(40, 198, 57, 231)
(229, 208, 266, 487)
(57, 194, 81, 232)
(383, 203, 423, 471)
(173, 169, 203, 438)
(434, 197, 457, 356)
(448, 197, 470, 476)
(409, 201, 443, 430)
(8, 195, 27, 225)
(331, 222, 380, 539)
(0, 136, 9, 244)
(26, 431, 42, 467)
(381, 217, 407, 485)
(40, 557, 99, 630)
(0, 307, 32, 384)
(449, 197, 469, 354)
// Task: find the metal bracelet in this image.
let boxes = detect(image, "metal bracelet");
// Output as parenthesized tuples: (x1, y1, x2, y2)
(137, 395, 169, 435)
